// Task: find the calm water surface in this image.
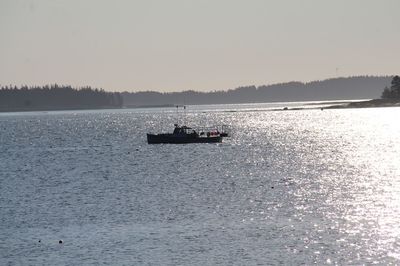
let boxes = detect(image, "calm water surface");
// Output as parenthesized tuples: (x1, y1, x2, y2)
(1, 104, 400, 265)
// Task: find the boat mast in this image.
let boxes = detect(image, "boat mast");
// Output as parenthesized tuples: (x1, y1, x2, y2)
(183, 94, 186, 126)
(183, 105, 186, 126)
(175, 105, 179, 126)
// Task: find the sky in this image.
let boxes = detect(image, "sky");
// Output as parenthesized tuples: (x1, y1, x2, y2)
(0, 0, 399, 92)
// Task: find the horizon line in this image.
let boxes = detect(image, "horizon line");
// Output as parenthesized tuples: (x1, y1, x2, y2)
(1, 75, 394, 94)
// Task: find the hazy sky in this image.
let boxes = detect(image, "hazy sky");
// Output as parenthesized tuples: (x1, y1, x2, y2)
(1, 0, 399, 92)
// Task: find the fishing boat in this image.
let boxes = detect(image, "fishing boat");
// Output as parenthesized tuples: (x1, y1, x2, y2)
(147, 124, 222, 144)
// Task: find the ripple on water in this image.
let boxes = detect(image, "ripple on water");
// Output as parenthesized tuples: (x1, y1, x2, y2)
(1, 106, 400, 265)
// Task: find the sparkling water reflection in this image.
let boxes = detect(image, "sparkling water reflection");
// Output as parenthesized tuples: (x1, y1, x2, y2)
(1, 105, 400, 265)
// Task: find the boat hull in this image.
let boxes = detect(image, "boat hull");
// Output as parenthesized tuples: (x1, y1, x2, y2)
(147, 133, 222, 144)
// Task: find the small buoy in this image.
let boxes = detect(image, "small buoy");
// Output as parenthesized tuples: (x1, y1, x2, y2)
(59, 240, 63, 244)
(38, 240, 41, 243)
(321, 108, 324, 111)
(127, 152, 130, 154)
(271, 186, 274, 189)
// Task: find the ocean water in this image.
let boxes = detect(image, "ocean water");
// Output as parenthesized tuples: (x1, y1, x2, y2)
(1, 103, 400, 265)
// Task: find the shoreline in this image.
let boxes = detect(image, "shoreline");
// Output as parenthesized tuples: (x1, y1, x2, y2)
(325, 98, 400, 109)
(0, 104, 175, 113)
(2, 99, 400, 113)
(276, 99, 400, 111)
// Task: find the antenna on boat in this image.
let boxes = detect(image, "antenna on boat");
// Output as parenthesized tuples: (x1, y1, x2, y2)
(176, 105, 179, 126)
(183, 105, 186, 126)
(183, 94, 187, 126)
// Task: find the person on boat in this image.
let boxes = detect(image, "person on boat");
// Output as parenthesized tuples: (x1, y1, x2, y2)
(191, 129, 198, 137)
(173, 125, 185, 135)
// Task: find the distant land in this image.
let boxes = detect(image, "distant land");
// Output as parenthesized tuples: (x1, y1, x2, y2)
(326, 75, 400, 110)
(0, 85, 122, 112)
(122, 76, 392, 107)
(325, 98, 400, 110)
(0, 76, 393, 112)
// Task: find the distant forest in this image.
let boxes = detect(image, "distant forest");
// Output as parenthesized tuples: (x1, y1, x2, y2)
(0, 76, 393, 111)
(0, 84, 122, 111)
(381, 76, 400, 99)
(122, 76, 392, 106)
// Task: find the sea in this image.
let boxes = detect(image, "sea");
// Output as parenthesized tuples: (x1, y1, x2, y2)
(1, 101, 400, 265)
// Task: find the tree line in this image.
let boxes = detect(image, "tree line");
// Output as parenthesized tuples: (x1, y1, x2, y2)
(381, 76, 400, 99)
(0, 76, 395, 111)
(0, 84, 123, 111)
(122, 76, 391, 106)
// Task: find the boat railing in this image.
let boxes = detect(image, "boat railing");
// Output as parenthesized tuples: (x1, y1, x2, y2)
(194, 125, 231, 137)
